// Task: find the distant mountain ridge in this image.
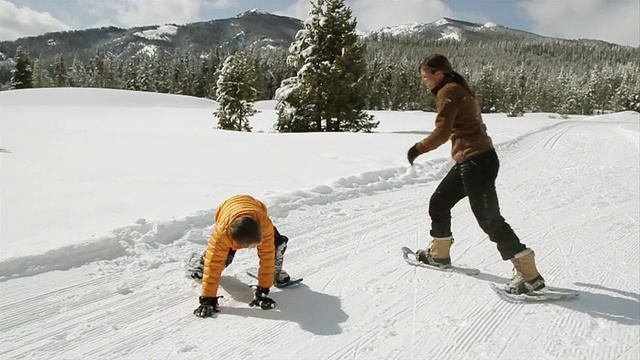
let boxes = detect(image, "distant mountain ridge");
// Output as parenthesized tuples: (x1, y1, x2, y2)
(365, 17, 557, 43)
(0, 10, 631, 65)
(0, 9, 303, 63)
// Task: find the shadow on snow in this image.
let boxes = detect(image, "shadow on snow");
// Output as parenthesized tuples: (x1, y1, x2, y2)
(219, 276, 349, 336)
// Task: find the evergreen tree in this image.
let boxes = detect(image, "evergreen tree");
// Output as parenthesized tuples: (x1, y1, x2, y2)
(10, 46, 33, 89)
(275, 76, 313, 132)
(507, 67, 525, 117)
(151, 51, 171, 93)
(124, 58, 140, 90)
(389, 64, 416, 110)
(194, 58, 212, 98)
(363, 56, 390, 110)
(556, 70, 574, 118)
(476, 64, 499, 113)
(213, 52, 257, 132)
(53, 54, 69, 87)
(631, 69, 640, 112)
(31, 56, 52, 88)
(136, 56, 152, 91)
(69, 54, 87, 87)
(276, 0, 377, 132)
(89, 50, 110, 88)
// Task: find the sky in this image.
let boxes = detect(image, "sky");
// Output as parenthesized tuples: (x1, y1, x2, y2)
(0, 0, 638, 47)
(0, 87, 638, 358)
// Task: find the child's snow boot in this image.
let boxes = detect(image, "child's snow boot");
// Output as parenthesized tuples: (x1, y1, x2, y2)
(275, 270, 291, 285)
(274, 242, 290, 285)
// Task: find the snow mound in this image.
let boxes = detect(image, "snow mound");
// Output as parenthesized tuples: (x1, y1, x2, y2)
(0, 88, 217, 108)
(133, 25, 178, 41)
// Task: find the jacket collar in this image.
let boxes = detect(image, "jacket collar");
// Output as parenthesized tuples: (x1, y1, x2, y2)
(430, 74, 454, 96)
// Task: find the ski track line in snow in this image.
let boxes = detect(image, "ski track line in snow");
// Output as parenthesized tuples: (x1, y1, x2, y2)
(0, 260, 193, 356)
(499, 122, 637, 254)
(494, 120, 639, 359)
(429, 287, 521, 358)
(615, 124, 639, 149)
(496, 123, 589, 281)
(276, 197, 433, 359)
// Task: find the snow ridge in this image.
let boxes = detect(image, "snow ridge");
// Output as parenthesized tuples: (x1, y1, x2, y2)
(0, 161, 452, 280)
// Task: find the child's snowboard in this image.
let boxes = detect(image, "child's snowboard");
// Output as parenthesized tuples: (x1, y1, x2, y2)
(246, 267, 303, 288)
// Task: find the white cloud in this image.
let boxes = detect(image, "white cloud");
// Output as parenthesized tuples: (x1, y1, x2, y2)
(75, 0, 205, 28)
(275, 0, 312, 21)
(206, 0, 234, 9)
(277, 0, 452, 31)
(349, 0, 451, 31)
(520, 0, 639, 47)
(0, 0, 71, 41)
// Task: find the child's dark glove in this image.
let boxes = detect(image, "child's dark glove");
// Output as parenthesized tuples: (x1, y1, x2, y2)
(194, 296, 222, 317)
(249, 287, 276, 310)
(407, 144, 421, 165)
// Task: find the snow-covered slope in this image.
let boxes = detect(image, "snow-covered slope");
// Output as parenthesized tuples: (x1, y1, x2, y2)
(133, 25, 178, 42)
(0, 89, 638, 359)
(366, 17, 555, 43)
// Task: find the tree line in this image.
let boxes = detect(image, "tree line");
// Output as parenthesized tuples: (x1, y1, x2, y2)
(5, 0, 639, 132)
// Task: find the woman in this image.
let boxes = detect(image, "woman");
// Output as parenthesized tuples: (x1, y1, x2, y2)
(407, 54, 545, 295)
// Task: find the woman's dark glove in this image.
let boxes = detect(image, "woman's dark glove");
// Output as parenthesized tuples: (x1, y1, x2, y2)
(407, 144, 421, 165)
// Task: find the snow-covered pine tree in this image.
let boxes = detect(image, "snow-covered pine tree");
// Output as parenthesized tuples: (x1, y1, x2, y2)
(581, 68, 599, 115)
(631, 68, 640, 112)
(89, 50, 113, 88)
(10, 46, 33, 89)
(390, 65, 415, 110)
(563, 77, 581, 117)
(151, 51, 171, 93)
(507, 64, 526, 117)
(124, 59, 140, 91)
(477, 64, 499, 113)
(69, 54, 87, 87)
(136, 56, 151, 92)
(276, 0, 377, 132)
(213, 52, 257, 132)
(32, 55, 52, 88)
(194, 58, 212, 98)
(53, 54, 69, 87)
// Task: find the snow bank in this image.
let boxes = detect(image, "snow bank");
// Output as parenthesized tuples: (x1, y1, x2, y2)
(0, 87, 216, 108)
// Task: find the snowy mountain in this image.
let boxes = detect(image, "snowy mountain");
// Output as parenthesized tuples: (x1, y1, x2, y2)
(0, 10, 303, 63)
(366, 17, 559, 43)
(0, 88, 638, 359)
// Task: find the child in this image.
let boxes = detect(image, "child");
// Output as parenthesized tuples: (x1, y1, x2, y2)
(193, 195, 290, 317)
